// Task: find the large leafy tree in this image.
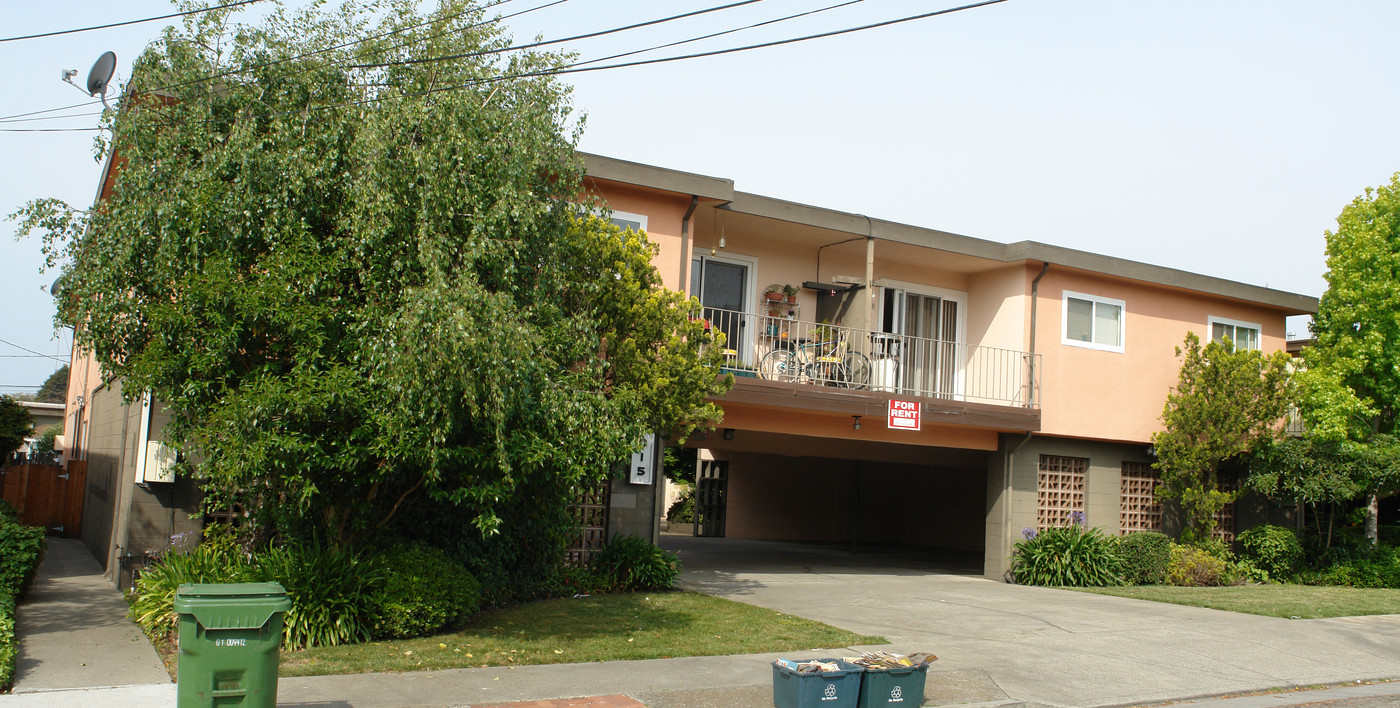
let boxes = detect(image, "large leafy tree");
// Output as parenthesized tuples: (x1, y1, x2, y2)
(0, 396, 33, 458)
(1296, 173, 1400, 543)
(12, 0, 728, 546)
(35, 366, 68, 404)
(1152, 333, 1293, 540)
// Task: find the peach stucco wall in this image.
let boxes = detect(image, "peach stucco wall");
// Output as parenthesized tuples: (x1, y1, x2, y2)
(966, 265, 1030, 354)
(582, 179, 692, 293)
(1035, 267, 1288, 444)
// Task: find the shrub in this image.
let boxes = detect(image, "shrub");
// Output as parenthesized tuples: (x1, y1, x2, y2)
(255, 541, 385, 649)
(666, 488, 694, 523)
(1116, 532, 1171, 585)
(129, 528, 254, 640)
(1012, 523, 1122, 587)
(1166, 544, 1228, 586)
(0, 592, 14, 692)
(0, 520, 46, 601)
(371, 542, 481, 639)
(0, 500, 18, 525)
(591, 534, 681, 591)
(1296, 545, 1400, 589)
(1238, 525, 1303, 581)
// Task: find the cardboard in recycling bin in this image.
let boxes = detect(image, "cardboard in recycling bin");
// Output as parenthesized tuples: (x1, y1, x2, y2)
(855, 662, 928, 707)
(772, 658, 862, 708)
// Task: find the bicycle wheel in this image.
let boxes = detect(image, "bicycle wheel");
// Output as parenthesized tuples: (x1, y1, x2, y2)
(759, 349, 801, 383)
(840, 352, 872, 390)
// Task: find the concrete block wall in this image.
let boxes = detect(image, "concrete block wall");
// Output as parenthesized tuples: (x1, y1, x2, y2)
(985, 434, 1153, 580)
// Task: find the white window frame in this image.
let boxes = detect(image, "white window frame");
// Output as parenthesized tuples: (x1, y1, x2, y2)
(690, 252, 759, 364)
(1062, 290, 1126, 353)
(602, 208, 647, 233)
(1207, 316, 1262, 351)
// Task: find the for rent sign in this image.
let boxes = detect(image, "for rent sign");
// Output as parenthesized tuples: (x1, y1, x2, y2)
(887, 399, 921, 431)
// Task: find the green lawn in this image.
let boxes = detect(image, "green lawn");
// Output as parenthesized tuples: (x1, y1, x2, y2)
(278, 591, 884, 677)
(1074, 584, 1400, 619)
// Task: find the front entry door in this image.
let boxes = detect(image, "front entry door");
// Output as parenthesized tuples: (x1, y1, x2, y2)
(691, 256, 750, 364)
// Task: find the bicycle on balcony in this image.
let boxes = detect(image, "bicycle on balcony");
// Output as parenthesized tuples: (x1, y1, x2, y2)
(758, 325, 871, 389)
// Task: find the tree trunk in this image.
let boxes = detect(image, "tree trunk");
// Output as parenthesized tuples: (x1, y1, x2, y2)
(1366, 490, 1380, 546)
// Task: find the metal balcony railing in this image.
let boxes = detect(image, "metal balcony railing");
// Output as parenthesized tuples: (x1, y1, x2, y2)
(699, 307, 1041, 409)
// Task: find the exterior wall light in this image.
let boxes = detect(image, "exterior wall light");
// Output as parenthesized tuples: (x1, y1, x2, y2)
(852, 416, 862, 430)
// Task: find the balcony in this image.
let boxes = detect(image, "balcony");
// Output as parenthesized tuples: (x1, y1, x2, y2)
(701, 308, 1041, 431)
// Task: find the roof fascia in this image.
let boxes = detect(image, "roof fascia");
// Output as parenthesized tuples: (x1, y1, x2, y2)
(582, 154, 1317, 314)
(581, 152, 733, 202)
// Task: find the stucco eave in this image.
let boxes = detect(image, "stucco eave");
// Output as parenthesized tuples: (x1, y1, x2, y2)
(581, 153, 733, 203)
(1007, 241, 1319, 315)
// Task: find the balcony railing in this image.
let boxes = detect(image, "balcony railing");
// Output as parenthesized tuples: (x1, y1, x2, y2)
(700, 308, 1040, 409)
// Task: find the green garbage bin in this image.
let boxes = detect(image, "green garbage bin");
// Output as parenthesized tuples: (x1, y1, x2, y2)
(174, 582, 292, 708)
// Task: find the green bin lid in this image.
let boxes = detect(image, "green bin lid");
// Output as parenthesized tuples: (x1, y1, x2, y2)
(174, 582, 292, 630)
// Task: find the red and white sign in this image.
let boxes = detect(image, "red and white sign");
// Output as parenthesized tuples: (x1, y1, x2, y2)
(887, 399, 921, 431)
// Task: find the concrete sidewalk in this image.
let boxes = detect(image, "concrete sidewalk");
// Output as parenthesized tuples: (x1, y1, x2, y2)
(7, 538, 170, 693)
(4, 536, 1400, 707)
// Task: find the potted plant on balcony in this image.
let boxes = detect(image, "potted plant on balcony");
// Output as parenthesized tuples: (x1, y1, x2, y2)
(783, 283, 799, 304)
(764, 284, 785, 302)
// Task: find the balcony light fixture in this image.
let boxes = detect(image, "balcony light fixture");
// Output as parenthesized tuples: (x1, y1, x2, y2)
(723, 428, 735, 441)
(852, 416, 862, 431)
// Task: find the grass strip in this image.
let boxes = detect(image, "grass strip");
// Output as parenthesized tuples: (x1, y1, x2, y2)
(280, 590, 884, 677)
(1074, 584, 1400, 619)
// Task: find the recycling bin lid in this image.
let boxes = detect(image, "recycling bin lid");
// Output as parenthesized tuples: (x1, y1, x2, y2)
(174, 582, 292, 630)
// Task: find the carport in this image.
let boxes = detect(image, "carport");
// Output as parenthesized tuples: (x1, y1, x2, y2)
(671, 426, 992, 563)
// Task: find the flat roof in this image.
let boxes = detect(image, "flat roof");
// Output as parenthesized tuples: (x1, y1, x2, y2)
(582, 152, 1318, 315)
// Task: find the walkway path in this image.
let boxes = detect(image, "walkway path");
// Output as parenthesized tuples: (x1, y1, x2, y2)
(8, 538, 170, 693)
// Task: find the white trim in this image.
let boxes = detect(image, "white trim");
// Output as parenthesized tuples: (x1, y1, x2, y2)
(1207, 316, 1262, 350)
(873, 278, 968, 346)
(691, 252, 759, 363)
(603, 208, 648, 232)
(1061, 290, 1126, 353)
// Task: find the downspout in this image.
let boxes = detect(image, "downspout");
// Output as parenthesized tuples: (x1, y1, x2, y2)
(679, 196, 699, 293)
(1028, 263, 1050, 408)
(864, 216, 875, 329)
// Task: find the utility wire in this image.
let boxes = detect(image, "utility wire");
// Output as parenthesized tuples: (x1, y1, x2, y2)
(10, 0, 1009, 136)
(0, 0, 546, 124)
(0, 111, 106, 125)
(0, 127, 102, 133)
(0, 338, 68, 362)
(0, 0, 267, 43)
(571, 0, 862, 69)
(351, 0, 767, 69)
(329, 0, 1011, 115)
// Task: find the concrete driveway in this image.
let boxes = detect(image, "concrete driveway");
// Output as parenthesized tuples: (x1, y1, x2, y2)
(663, 535, 1400, 708)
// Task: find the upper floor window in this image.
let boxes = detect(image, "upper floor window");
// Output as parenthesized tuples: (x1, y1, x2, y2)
(1208, 317, 1260, 351)
(606, 209, 647, 233)
(1062, 291, 1124, 353)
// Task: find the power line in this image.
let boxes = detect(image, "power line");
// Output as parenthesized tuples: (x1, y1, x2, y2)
(0, 338, 68, 362)
(0, 0, 548, 125)
(0, 127, 102, 133)
(1, 0, 268, 43)
(213, 0, 1009, 129)
(327, 0, 1012, 116)
(571, 0, 863, 69)
(0, 111, 106, 125)
(350, 0, 768, 69)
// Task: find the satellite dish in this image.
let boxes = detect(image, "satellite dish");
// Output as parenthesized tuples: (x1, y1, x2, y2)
(49, 274, 65, 299)
(86, 51, 116, 107)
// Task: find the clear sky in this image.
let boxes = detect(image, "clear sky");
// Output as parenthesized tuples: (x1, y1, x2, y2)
(3, 0, 1398, 391)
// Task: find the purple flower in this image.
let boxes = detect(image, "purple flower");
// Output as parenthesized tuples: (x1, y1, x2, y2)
(1021, 528, 1038, 540)
(1069, 511, 1086, 526)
